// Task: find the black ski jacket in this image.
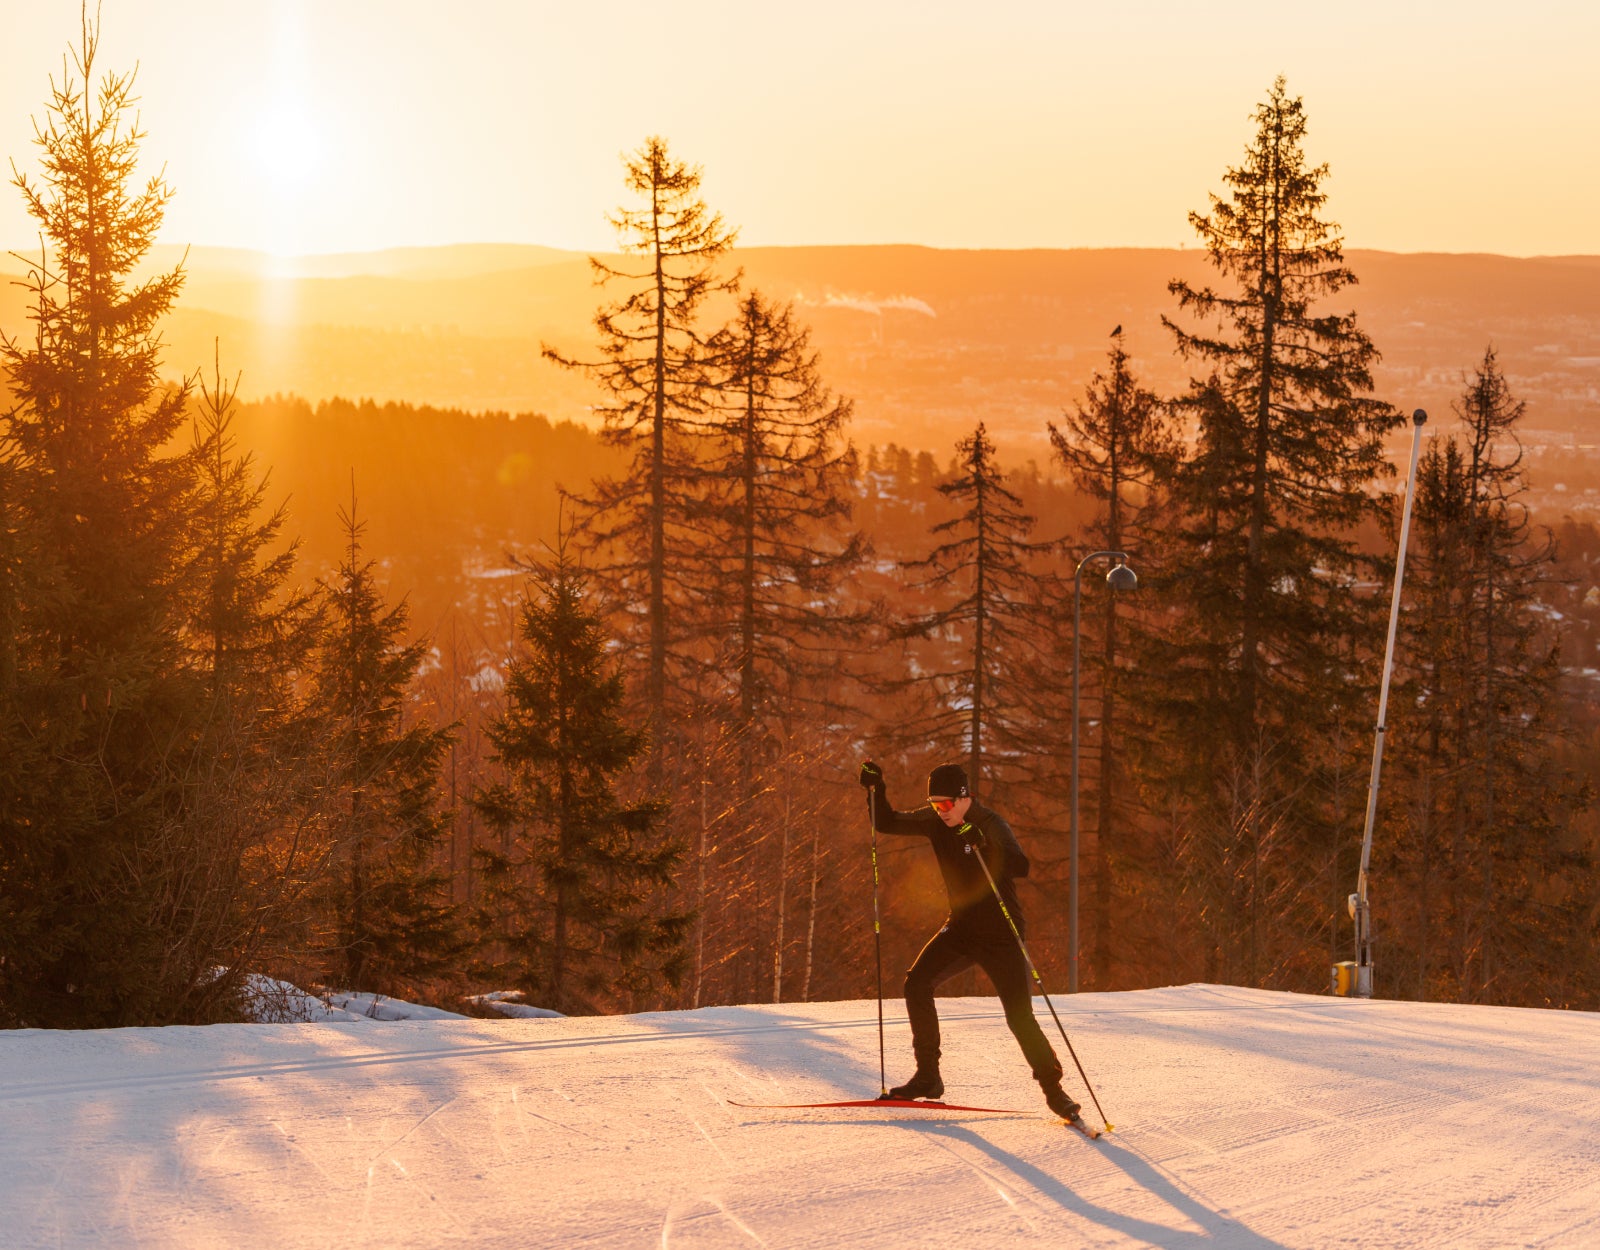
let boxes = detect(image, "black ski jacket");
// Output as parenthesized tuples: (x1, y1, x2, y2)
(865, 787, 1029, 938)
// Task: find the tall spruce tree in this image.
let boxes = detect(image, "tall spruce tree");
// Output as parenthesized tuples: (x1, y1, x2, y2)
(0, 19, 233, 1026)
(180, 349, 327, 998)
(188, 346, 319, 708)
(472, 536, 688, 1013)
(700, 290, 866, 749)
(677, 291, 867, 1003)
(311, 487, 458, 997)
(1040, 334, 1174, 986)
(892, 423, 1047, 797)
(1149, 78, 1401, 987)
(544, 137, 738, 761)
(1381, 350, 1586, 1004)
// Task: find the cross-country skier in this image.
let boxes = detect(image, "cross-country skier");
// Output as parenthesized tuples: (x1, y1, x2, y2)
(858, 759, 1081, 1121)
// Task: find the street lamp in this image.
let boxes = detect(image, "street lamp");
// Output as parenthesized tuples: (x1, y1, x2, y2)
(1070, 551, 1138, 993)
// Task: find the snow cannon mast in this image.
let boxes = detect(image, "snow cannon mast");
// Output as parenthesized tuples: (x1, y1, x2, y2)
(1334, 408, 1427, 1000)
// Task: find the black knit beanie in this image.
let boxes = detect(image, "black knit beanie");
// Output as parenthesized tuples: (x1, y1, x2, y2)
(926, 763, 970, 798)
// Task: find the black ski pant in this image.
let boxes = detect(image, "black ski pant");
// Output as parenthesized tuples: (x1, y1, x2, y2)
(903, 922, 1062, 1084)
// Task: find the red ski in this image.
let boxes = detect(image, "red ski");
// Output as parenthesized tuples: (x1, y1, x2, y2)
(727, 1097, 1017, 1114)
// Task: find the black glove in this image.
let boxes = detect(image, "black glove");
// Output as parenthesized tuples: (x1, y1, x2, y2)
(858, 760, 885, 789)
(955, 821, 985, 848)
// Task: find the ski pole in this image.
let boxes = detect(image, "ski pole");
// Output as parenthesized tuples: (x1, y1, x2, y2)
(965, 825, 1113, 1132)
(869, 788, 887, 1097)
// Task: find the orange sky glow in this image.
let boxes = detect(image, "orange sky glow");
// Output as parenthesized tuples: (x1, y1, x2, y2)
(3, 0, 1598, 258)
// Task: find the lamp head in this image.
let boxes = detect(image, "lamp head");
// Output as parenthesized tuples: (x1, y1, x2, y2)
(1106, 562, 1138, 592)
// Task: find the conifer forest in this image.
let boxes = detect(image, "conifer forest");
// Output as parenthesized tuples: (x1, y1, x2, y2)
(6, 22, 1600, 1034)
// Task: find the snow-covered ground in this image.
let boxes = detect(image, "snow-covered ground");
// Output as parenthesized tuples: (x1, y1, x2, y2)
(2, 984, 1597, 1248)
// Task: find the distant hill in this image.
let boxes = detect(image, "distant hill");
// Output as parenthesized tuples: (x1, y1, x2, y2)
(136, 241, 588, 280)
(3, 243, 1598, 463)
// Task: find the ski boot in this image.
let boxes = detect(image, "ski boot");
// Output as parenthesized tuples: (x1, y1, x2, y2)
(885, 1066, 944, 1101)
(1040, 1078, 1081, 1121)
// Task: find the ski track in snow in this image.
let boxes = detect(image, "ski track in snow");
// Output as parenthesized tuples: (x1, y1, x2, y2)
(2, 984, 1598, 1248)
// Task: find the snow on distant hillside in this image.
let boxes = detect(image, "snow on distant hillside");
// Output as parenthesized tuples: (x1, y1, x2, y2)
(2, 984, 1597, 1248)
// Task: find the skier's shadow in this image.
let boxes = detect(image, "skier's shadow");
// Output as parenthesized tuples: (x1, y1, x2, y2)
(896, 1120, 1290, 1249)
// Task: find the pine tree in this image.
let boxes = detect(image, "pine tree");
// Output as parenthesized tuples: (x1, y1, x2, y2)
(1148, 78, 1402, 987)
(659, 291, 870, 1004)
(187, 345, 319, 708)
(0, 18, 228, 1026)
(699, 290, 867, 747)
(311, 486, 458, 997)
(180, 347, 327, 996)
(1040, 334, 1174, 986)
(1382, 349, 1587, 1004)
(544, 137, 738, 760)
(891, 423, 1047, 797)
(472, 535, 688, 1013)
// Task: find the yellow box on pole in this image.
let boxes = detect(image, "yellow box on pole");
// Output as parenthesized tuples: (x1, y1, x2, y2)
(1331, 961, 1359, 996)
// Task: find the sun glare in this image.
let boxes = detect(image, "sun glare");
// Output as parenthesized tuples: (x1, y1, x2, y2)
(248, 93, 325, 192)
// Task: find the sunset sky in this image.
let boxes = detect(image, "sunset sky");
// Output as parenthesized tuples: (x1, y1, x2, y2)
(3, 0, 1597, 259)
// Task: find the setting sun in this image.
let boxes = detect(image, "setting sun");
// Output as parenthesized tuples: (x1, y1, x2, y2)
(247, 91, 325, 194)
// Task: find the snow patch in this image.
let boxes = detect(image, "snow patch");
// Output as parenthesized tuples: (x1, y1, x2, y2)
(463, 990, 565, 1019)
(467, 660, 506, 693)
(239, 974, 467, 1023)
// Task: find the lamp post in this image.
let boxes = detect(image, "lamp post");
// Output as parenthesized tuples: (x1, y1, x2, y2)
(1070, 551, 1138, 993)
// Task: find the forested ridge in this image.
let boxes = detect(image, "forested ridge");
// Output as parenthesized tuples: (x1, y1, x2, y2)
(3, 29, 1598, 1029)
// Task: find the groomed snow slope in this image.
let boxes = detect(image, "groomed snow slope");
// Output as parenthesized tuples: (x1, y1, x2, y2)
(2, 984, 1597, 1248)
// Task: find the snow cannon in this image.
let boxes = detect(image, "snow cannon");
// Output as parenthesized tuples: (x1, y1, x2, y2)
(1337, 408, 1428, 1002)
(1331, 960, 1371, 997)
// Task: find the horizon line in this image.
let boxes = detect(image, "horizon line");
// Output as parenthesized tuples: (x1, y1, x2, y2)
(9, 239, 1598, 265)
